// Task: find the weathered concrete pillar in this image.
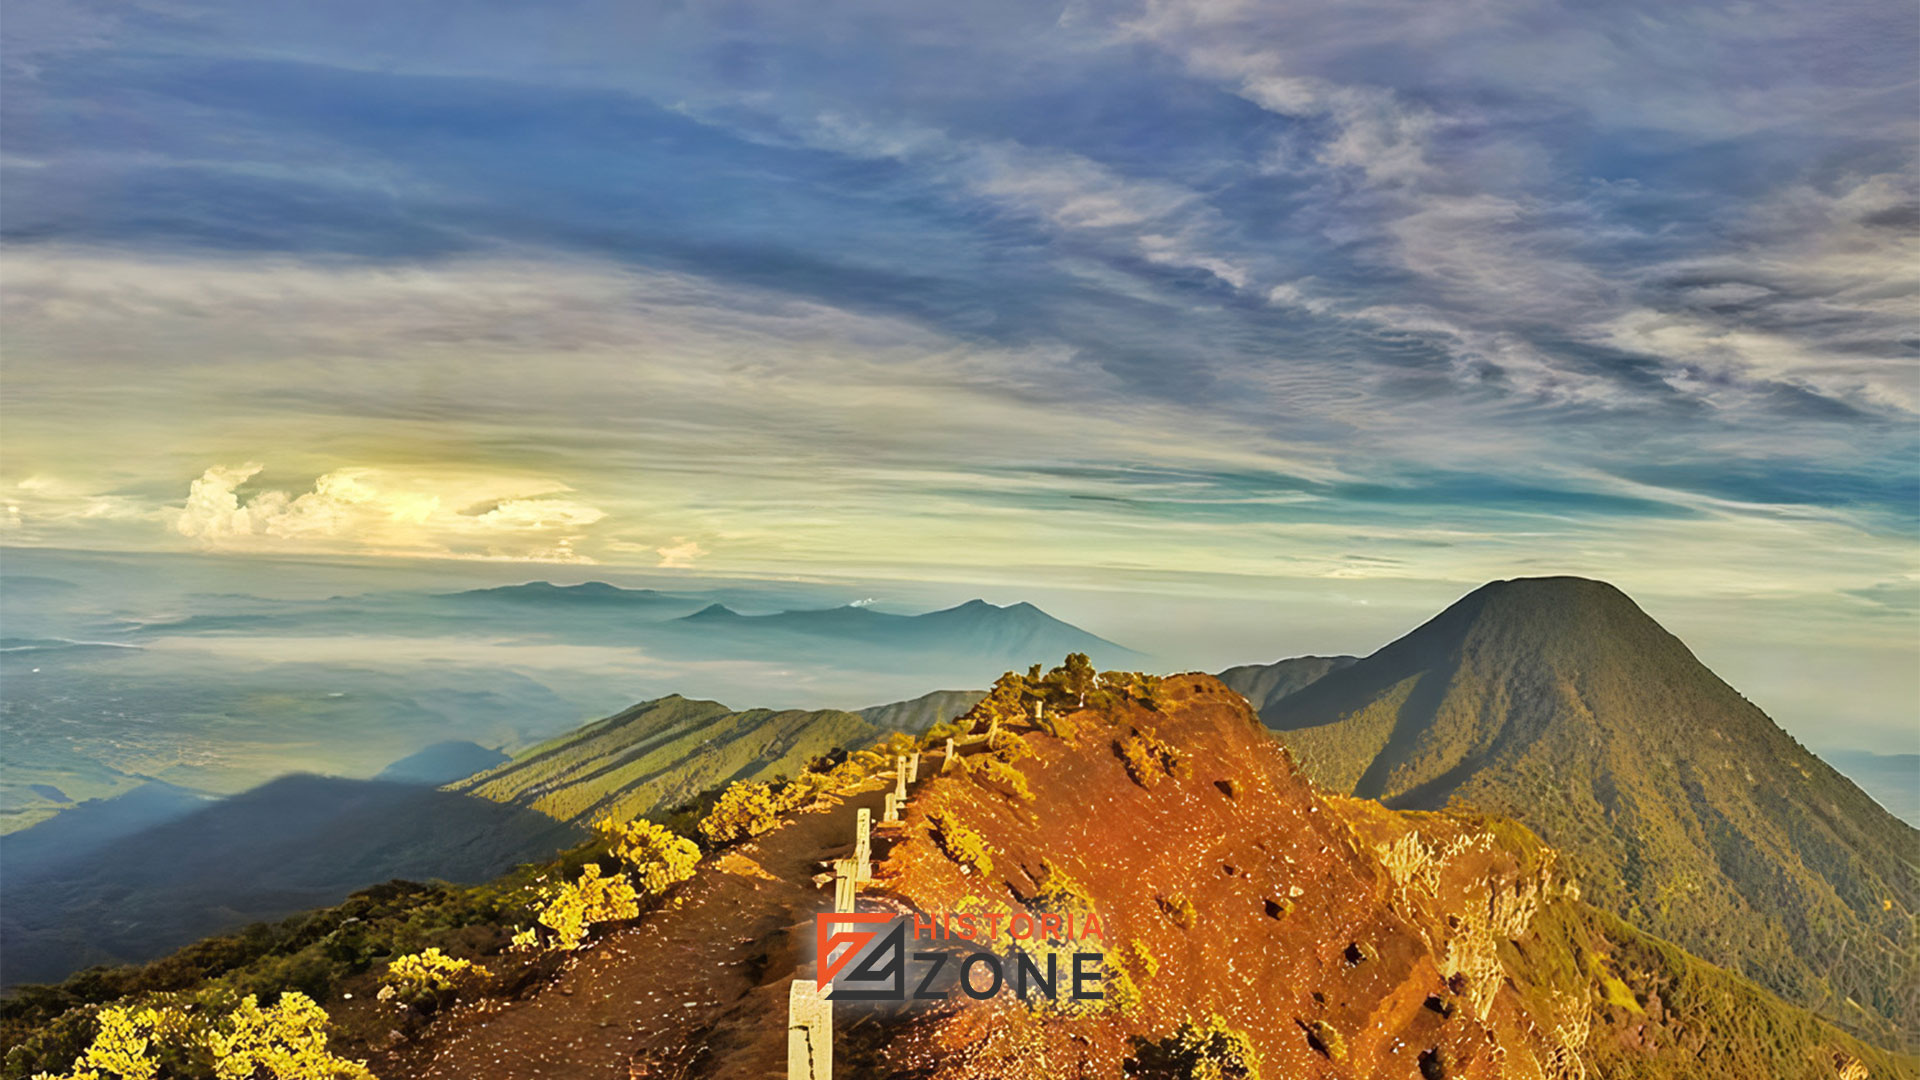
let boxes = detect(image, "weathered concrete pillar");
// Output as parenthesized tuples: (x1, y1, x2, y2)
(884, 792, 900, 823)
(942, 737, 955, 772)
(788, 979, 832, 1080)
(853, 807, 872, 881)
(893, 759, 908, 801)
(907, 750, 920, 784)
(1033, 700, 1044, 721)
(832, 858, 856, 913)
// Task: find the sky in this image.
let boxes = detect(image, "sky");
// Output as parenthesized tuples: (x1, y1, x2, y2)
(1, 0, 1916, 749)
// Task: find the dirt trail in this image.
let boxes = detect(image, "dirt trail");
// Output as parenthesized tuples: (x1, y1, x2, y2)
(385, 753, 946, 1080)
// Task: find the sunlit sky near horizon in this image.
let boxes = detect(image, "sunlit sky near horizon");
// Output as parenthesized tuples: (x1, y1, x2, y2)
(2, 0, 1916, 748)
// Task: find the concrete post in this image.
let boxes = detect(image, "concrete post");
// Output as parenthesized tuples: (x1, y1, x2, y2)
(1033, 700, 1043, 721)
(788, 979, 832, 1080)
(832, 858, 855, 914)
(894, 759, 908, 802)
(884, 792, 900, 823)
(907, 750, 920, 784)
(942, 737, 955, 772)
(854, 807, 872, 881)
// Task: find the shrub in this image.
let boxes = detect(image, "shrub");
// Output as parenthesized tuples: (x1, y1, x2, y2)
(34, 992, 370, 1080)
(533, 864, 640, 951)
(599, 819, 701, 895)
(975, 758, 1035, 803)
(1118, 734, 1164, 790)
(986, 728, 1035, 763)
(206, 993, 372, 1079)
(696, 782, 787, 848)
(1129, 1014, 1262, 1079)
(928, 810, 994, 877)
(1034, 708, 1078, 739)
(1158, 893, 1197, 929)
(1117, 726, 1185, 788)
(377, 948, 489, 1009)
(1027, 860, 1095, 914)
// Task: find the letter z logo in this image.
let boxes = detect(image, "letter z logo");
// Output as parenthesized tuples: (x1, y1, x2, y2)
(815, 913, 905, 1000)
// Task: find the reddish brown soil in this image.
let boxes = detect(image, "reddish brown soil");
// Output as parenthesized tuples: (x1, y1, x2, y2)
(373, 773, 891, 1079)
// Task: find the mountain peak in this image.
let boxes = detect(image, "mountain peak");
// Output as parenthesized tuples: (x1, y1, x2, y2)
(1265, 577, 1918, 1039)
(681, 603, 740, 621)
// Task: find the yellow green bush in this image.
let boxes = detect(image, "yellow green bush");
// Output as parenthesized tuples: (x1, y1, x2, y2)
(927, 809, 994, 877)
(695, 782, 787, 848)
(205, 994, 371, 1080)
(377, 948, 489, 1009)
(598, 818, 701, 894)
(1027, 860, 1094, 914)
(986, 728, 1034, 763)
(32, 992, 370, 1080)
(1117, 726, 1186, 788)
(975, 757, 1035, 802)
(533, 864, 640, 951)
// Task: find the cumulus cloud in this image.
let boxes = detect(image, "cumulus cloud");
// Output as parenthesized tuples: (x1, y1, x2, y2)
(172, 463, 606, 562)
(655, 538, 706, 569)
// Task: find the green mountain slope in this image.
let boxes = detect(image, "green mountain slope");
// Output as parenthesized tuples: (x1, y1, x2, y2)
(1216, 654, 1356, 714)
(1265, 575, 1920, 1046)
(450, 695, 880, 825)
(858, 688, 986, 732)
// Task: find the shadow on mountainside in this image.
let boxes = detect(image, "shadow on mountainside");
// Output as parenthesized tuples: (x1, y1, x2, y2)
(1, 775, 582, 988)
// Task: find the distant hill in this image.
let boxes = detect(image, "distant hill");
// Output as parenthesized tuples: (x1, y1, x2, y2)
(439, 580, 700, 610)
(375, 740, 510, 786)
(674, 599, 1138, 667)
(1820, 748, 1920, 827)
(1263, 575, 1920, 1044)
(1215, 654, 1356, 714)
(452, 695, 881, 825)
(858, 689, 987, 732)
(0, 775, 578, 987)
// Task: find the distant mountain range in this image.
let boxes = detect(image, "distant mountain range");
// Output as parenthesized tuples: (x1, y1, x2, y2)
(120, 581, 1139, 681)
(675, 596, 1138, 664)
(1250, 576, 1920, 1045)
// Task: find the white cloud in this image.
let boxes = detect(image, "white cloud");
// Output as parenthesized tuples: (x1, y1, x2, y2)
(656, 538, 706, 569)
(171, 463, 605, 562)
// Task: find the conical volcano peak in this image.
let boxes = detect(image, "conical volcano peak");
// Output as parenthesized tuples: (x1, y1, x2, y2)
(1264, 577, 1918, 1043)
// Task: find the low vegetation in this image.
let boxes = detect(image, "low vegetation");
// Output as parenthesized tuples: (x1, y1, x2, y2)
(375, 949, 488, 1011)
(927, 809, 994, 877)
(1117, 726, 1187, 790)
(28, 992, 371, 1080)
(1127, 1014, 1263, 1079)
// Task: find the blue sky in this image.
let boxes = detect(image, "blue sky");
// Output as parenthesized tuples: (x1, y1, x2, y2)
(2, 0, 1916, 746)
